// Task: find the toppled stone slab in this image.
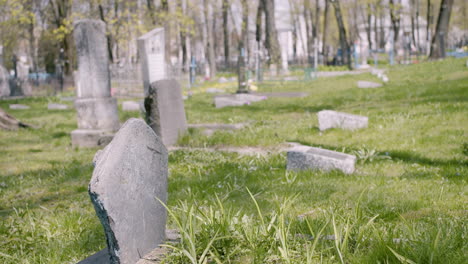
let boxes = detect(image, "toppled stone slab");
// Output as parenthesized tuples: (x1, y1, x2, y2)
(9, 104, 30, 110)
(188, 123, 247, 136)
(88, 118, 168, 264)
(214, 94, 267, 108)
(71, 129, 114, 148)
(253, 92, 308, 98)
(317, 110, 368, 131)
(206, 88, 225, 94)
(60, 96, 75, 102)
(357, 81, 382, 88)
(48, 103, 69, 110)
(122, 100, 142, 112)
(287, 144, 356, 174)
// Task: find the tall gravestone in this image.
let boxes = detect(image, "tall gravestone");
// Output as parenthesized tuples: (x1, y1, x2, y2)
(138, 28, 187, 146)
(0, 64, 9, 97)
(137, 28, 166, 95)
(88, 118, 168, 264)
(71, 19, 120, 147)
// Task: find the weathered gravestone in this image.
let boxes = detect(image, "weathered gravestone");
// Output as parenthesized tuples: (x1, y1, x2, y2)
(48, 103, 69, 110)
(9, 104, 30, 110)
(122, 100, 142, 112)
(87, 118, 168, 264)
(287, 144, 356, 174)
(144, 80, 187, 146)
(214, 94, 267, 108)
(357, 80, 382, 88)
(137, 28, 166, 96)
(71, 19, 120, 147)
(0, 64, 10, 97)
(317, 110, 368, 131)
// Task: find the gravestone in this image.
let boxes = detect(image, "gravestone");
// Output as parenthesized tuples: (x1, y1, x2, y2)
(48, 103, 69, 110)
(214, 94, 267, 108)
(88, 118, 168, 264)
(137, 28, 166, 96)
(71, 19, 120, 147)
(317, 110, 368, 131)
(144, 80, 187, 146)
(122, 100, 142, 112)
(0, 65, 10, 97)
(9, 104, 30, 110)
(287, 144, 356, 174)
(357, 81, 382, 88)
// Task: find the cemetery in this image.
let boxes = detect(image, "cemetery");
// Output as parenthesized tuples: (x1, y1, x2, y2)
(0, 0, 467, 264)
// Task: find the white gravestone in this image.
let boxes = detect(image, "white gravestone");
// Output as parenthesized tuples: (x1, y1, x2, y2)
(138, 28, 166, 96)
(317, 110, 368, 131)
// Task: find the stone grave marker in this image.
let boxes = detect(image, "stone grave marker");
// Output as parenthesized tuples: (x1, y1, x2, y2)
(87, 118, 168, 264)
(122, 100, 142, 112)
(138, 28, 166, 96)
(287, 144, 356, 174)
(9, 104, 30, 110)
(0, 64, 10, 97)
(214, 94, 267, 108)
(317, 110, 368, 131)
(357, 80, 382, 88)
(71, 19, 120, 147)
(48, 103, 69, 110)
(144, 80, 187, 146)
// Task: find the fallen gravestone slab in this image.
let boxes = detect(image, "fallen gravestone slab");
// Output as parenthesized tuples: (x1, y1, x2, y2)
(48, 103, 69, 110)
(253, 92, 308, 98)
(317, 110, 368, 131)
(87, 118, 168, 264)
(144, 79, 187, 146)
(214, 94, 267, 108)
(357, 81, 382, 88)
(287, 144, 356, 174)
(9, 104, 30, 110)
(122, 100, 142, 112)
(188, 123, 247, 136)
(206, 88, 225, 94)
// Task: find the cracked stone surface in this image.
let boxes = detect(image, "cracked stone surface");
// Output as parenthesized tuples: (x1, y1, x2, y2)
(89, 118, 168, 264)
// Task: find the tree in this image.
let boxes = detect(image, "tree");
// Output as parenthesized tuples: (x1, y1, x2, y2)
(330, 0, 351, 69)
(261, 0, 281, 68)
(222, 0, 230, 68)
(389, 0, 401, 51)
(322, 0, 330, 62)
(237, 0, 248, 93)
(429, 0, 454, 59)
(204, 0, 216, 78)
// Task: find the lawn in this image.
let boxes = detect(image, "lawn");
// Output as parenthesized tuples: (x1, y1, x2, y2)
(0, 58, 467, 263)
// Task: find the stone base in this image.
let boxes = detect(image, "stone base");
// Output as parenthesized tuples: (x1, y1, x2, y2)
(75, 97, 120, 131)
(317, 110, 368, 131)
(71, 129, 114, 148)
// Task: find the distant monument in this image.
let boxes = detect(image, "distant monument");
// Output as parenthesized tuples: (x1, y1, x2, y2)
(71, 19, 120, 147)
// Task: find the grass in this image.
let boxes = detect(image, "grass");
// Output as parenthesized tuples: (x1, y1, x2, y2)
(0, 58, 467, 263)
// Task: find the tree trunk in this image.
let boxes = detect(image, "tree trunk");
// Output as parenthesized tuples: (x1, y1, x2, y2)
(262, 0, 281, 67)
(177, 0, 188, 71)
(204, 0, 217, 78)
(365, 4, 373, 51)
(98, 4, 114, 63)
(322, 0, 330, 62)
(331, 0, 351, 69)
(304, 0, 314, 65)
(237, 0, 248, 93)
(389, 0, 401, 50)
(429, 0, 454, 59)
(161, 0, 171, 67)
(222, 0, 230, 69)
